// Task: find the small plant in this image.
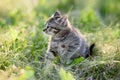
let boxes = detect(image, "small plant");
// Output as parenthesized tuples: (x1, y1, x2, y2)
(59, 68, 75, 80)
(0, 0, 119, 80)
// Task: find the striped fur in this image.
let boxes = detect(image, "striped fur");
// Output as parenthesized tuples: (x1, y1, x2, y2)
(43, 11, 91, 63)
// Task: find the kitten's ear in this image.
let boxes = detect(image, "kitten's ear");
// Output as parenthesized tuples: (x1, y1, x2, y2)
(52, 11, 61, 18)
(57, 16, 68, 26)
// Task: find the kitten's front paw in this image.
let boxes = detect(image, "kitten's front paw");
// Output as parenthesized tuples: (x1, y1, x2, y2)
(45, 52, 55, 61)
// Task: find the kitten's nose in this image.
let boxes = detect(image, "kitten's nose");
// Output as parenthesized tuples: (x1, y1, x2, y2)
(43, 28, 47, 31)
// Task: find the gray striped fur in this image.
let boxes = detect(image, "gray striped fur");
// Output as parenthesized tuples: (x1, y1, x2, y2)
(43, 11, 89, 63)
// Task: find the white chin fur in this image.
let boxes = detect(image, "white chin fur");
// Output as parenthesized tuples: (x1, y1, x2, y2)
(45, 32, 54, 36)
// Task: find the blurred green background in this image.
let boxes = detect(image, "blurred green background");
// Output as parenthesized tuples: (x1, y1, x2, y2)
(0, 0, 120, 80)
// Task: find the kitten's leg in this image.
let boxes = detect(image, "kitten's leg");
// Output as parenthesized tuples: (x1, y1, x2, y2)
(44, 46, 58, 64)
(44, 50, 55, 67)
(45, 43, 58, 60)
(44, 51, 55, 74)
(60, 42, 80, 64)
(44, 51, 55, 63)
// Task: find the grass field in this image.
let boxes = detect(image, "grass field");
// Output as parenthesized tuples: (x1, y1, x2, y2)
(0, 0, 120, 80)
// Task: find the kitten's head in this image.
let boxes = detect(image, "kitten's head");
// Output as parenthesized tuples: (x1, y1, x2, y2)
(43, 11, 69, 36)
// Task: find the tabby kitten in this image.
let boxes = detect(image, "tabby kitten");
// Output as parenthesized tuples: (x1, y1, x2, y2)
(43, 11, 94, 64)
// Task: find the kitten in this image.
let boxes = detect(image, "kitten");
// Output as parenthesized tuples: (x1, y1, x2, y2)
(43, 11, 94, 64)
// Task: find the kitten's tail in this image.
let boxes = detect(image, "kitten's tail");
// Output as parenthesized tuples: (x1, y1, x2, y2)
(89, 43, 95, 55)
(86, 43, 95, 58)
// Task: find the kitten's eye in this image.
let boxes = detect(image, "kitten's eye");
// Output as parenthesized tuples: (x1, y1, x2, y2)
(51, 26, 56, 29)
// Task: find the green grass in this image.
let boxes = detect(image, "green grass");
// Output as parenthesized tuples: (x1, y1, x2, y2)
(0, 0, 120, 80)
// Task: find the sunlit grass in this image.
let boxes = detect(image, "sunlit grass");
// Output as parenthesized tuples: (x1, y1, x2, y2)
(0, 0, 120, 80)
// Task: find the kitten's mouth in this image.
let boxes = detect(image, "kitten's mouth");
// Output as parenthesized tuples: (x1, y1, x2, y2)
(43, 29, 52, 35)
(43, 29, 48, 34)
(43, 30, 48, 34)
(43, 28, 47, 32)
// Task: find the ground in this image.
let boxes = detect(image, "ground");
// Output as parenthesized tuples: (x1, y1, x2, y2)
(0, 0, 120, 80)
